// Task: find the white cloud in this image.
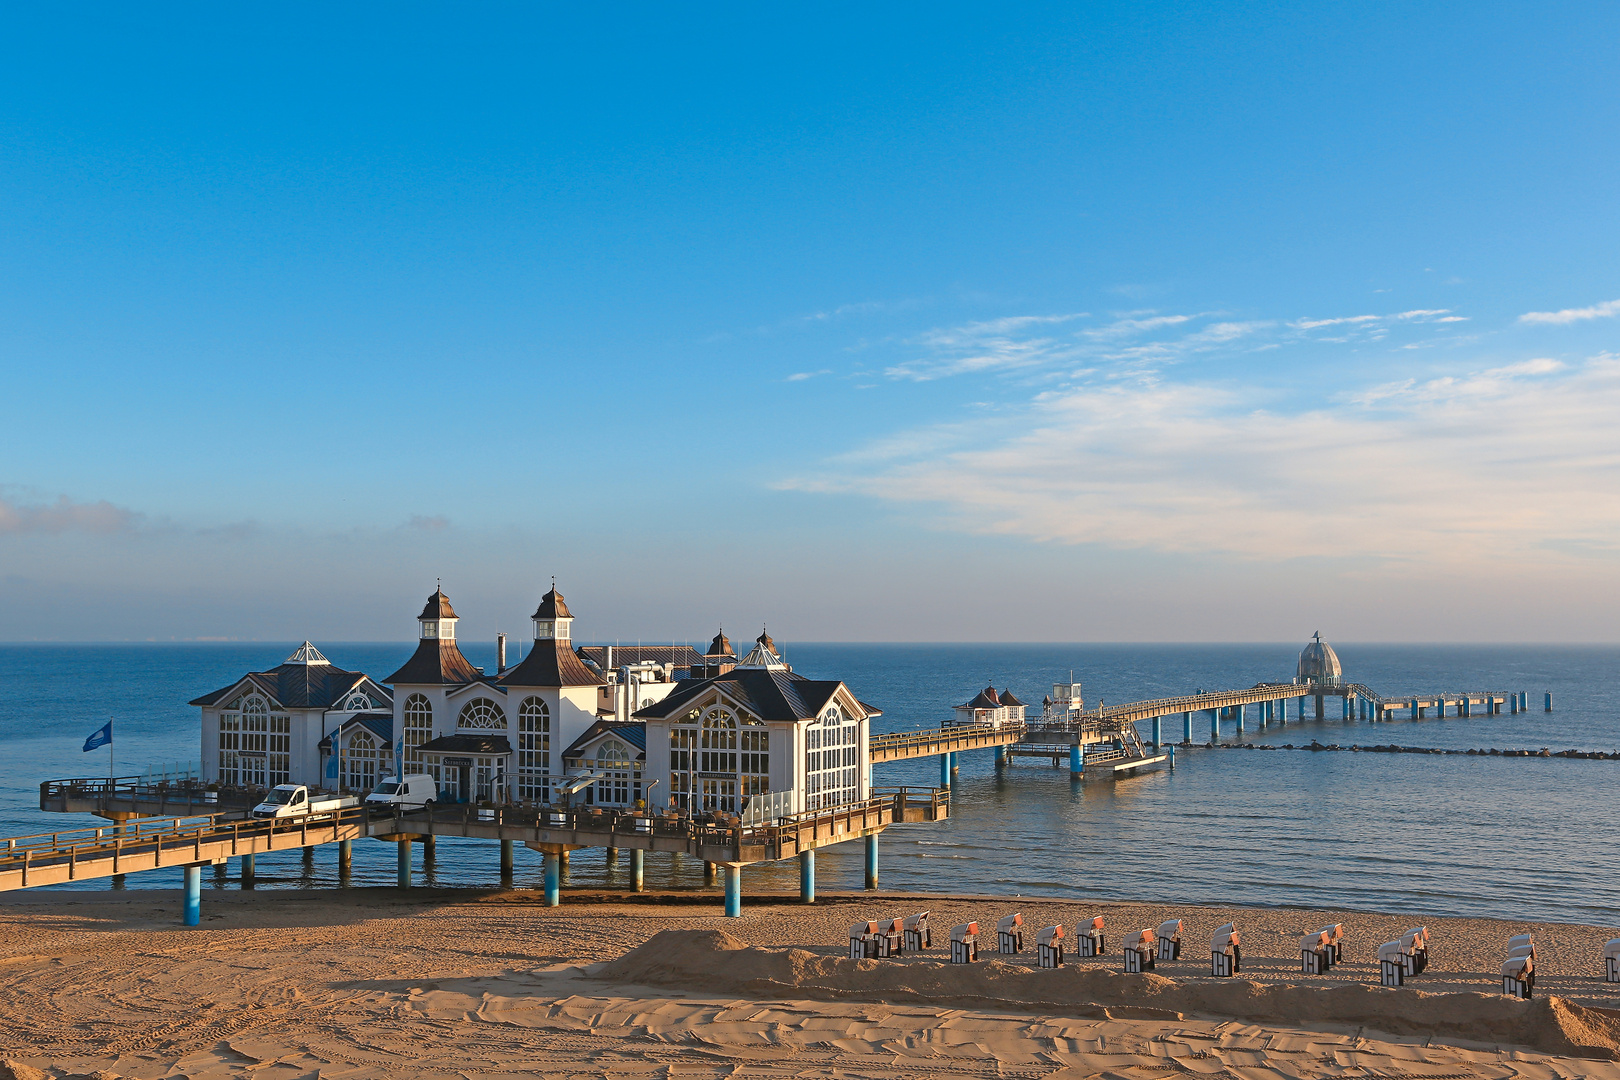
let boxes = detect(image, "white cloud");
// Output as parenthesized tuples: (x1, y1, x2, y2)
(1290, 315, 1380, 330)
(1519, 299, 1620, 325)
(785, 355, 1620, 567)
(787, 369, 833, 382)
(885, 313, 1088, 381)
(0, 494, 140, 535)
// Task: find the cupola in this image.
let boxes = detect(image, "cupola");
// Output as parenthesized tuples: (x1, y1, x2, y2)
(532, 585, 574, 641)
(418, 587, 458, 641)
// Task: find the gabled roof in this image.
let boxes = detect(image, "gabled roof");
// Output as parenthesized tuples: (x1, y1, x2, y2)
(317, 712, 395, 750)
(576, 645, 706, 670)
(959, 685, 1001, 710)
(418, 733, 512, 755)
(499, 639, 603, 688)
(532, 587, 572, 620)
(736, 629, 788, 671)
(419, 588, 458, 620)
(385, 639, 482, 686)
(634, 668, 859, 724)
(190, 654, 391, 710)
(561, 719, 647, 761)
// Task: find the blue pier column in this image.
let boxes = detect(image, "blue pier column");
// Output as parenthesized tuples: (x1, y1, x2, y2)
(1235, 703, 1245, 735)
(631, 847, 644, 892)
(940, 754, 951, 787)
(1209, 708, 1219, 741)
(723, 865, 742, 917)
(1510, 693, 1519, 715)
(1545, 691, 1553, 712)
(949, 751, 959, 774)
(543, 851, 561, 906)
(241, 852, 255, 888)
(1168, 745, 1175, 770)
(1069, 742, 1083, 779)
(994, 744, 1007, 767)
(1262, 701, 1271, 727)
(183, 865, 201, 926)
(799, 849, 816, 903)
(1152, 715, 1162, 748)
(1521, 691, 1529, 712)
(1182, 711, 1192, 743)
(1411, 697, 1420, 720)
(864, 833, 879, 889)
(397, 838, 411, 889)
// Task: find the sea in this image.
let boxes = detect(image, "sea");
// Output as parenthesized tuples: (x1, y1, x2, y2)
(1, 642, 1616, 926)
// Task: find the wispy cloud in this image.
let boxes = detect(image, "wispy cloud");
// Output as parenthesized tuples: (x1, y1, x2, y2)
(783, 354, 1620, 567)
(885, 313, 1088, 381)
(0, 494, 140, 535)
(787, 369, 833, 382)
(1519, 298, 1620, 325)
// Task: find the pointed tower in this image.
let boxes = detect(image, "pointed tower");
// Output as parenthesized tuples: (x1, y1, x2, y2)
(736, 628, 789, 671)
(497, 585, 604, 803)
(385, 588, 482, 686)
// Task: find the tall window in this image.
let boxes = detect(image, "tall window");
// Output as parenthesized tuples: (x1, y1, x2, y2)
(403, 694, 433, 769)
(699, 708, 739, 812)
(593, 739, 639, 806)
(269, 713, 291, 786)
(669, 719, 697, 811)
(346, 730, 379, 792)
(242, 696, 269, 752)
(740, 728, 769, 799)
(457, 698, 506, 730)
(517, 697, 550, 803)
(805, 706, 858, 811)
(218, 710, 241, 786)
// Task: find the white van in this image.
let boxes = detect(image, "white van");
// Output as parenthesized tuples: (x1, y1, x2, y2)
(364, 772, 437, 810)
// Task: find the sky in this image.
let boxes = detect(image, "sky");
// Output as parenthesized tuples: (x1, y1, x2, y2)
(3, 2, 1620, 643)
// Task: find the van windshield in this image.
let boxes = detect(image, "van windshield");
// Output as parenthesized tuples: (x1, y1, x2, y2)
(372, 782, 400, 795)
(263, 788, 298, 805)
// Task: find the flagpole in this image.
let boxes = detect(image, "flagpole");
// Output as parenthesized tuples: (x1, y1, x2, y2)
(108, 717, 114, 783)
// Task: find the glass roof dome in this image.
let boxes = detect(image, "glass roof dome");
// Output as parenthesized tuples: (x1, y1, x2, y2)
(1297, 631, 1342, 686)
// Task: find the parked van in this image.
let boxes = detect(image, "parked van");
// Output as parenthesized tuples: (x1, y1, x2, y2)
(364, 772, 437, 810)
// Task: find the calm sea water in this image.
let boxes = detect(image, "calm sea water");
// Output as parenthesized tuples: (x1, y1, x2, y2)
(1, 642, 1615, 925)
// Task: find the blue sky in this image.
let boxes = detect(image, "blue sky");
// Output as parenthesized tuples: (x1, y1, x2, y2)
(4, 3, 1619, 642)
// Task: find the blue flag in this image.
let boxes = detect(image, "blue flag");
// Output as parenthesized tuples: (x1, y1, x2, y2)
(83, 720, 112, 752)
(326, 729, 340, 778)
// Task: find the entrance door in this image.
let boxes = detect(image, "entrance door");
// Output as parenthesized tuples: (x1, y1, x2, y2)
(701, 778, 737, 813)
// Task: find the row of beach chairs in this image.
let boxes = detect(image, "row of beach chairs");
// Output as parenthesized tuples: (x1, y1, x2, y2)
(1377, 926, 1429, 987)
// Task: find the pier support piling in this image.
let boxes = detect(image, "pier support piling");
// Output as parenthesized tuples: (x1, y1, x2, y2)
(423, 835, 436, 861)
(543, 851, 560, 906)
(1182, 711, 1192, 743)
(606, 846, 618, 867)
(1545, 691, 1553, 712)
(723, 865, 742, 917)
(1235, 703, 1245, 735)
(500, 839, 514, 876)
(1152, 716, 1162, 748)
(183, 865, 201, 927)
(799, 850, 815, 903)
(1069, 742, 1083, 779)
(949, 752, 959, 774)
(337, 839, 351, 877)
(864, 833, 879, 890)
(1209, 708, 1219, 741)
(630, 847, 644, 892)
(397, 838, 411, 889)
(940, 754, 951, 787)
(241, 853, 255, 888)
(704, 860, 717, 885)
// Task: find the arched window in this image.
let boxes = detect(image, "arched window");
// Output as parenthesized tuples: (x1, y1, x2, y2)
(805, 704, 859, 811)
(344, 691, 372, 711)
(457, 697, 506, 730)
(592, 738, 639, 806)
(698, 707, 738, 812)
(701, 707, 737, 749)
(517, 697, 550, 803)
(346, 729, 380, 792)
(669, 707, 700, 812)
(403, 694, 433, 768)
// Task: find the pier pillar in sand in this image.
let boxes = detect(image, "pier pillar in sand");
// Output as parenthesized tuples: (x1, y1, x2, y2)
(1069, 743, 1083, 779)
(397, 838, 411, 889)
(1181, 711, 1192, 743)
(723, 865, 742, 917)
(1151, 716, 1162, 748)
(241, 853, 255, 888)
(1545, 691, 1553, 712)
(799, 850, 815, 903)
(864, 833, 879, 889)
(543, 851, 561, 906)
(500, 839, 514, 876)
(183, 865, 201, 927)
(337, 839, 351, 877)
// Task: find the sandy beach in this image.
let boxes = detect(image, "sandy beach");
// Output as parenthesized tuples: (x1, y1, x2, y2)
(0, 888, 1617, 1079)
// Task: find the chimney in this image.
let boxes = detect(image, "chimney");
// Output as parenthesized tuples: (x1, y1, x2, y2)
(497, 633, 507, 674)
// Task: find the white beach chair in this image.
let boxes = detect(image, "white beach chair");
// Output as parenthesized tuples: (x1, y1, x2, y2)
(997, 913, 1025, 954)
(903, 911, 931, 952)
(1156, 918, 1183, 962)
(1604, 938, 1620, 983)
(1318, 923, 1344, 964)
(1036, 924, 1065, 968)
(950, 921, 979, 964)
(1123, 927, 1156, 973)
(1378, 940, 1406, 987)
(1300, 929, 1332, 975)
(848, 920, 880, 960)
(1502, 954, 1533, 1000)
(1400, 927, 1429, 975)
(1210, 923, 1241, 977)
(875, 917, 904, 958)
(1076, 915, 1106, 958)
